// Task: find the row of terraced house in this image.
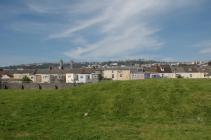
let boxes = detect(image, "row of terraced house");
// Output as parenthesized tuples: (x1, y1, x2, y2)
(1, 65, 211, 84)
(103, 65, 210, 80)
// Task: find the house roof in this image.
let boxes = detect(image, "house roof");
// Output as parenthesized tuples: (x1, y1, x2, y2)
(104, 67, 144, 73)
(0, 70, 13, 77)
(10, 69, 36, 74)
(156, 65, 172, 73)
(103, 67, 131, 70)
(35, 68, 96, 74)
(143, 66, 158, 73)
(170, 66, 199, 73)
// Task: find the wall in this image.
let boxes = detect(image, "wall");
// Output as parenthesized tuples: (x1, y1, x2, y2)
(0, 83, 79, 90)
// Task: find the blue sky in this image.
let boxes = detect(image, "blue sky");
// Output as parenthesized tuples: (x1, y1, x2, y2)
(0, 0, 211, 66)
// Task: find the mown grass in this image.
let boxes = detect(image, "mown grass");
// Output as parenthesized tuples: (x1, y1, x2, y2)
(0, 79, 211, 140)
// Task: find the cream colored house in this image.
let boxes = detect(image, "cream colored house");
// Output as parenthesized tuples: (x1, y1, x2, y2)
(35, 69, 66, 83)
(103, 69, 131, 80)
(12, 70, 36, 81)
(13, 73, 30, 80)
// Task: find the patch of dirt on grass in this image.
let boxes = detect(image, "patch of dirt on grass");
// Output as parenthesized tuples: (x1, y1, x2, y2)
(15, 131, 31, 137)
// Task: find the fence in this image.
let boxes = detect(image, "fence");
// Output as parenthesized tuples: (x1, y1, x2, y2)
(0, 82, 81, 90)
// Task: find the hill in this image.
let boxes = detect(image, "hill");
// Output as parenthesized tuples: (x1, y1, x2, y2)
(0, 79, 211, 140)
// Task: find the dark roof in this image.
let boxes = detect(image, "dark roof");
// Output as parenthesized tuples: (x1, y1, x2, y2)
(104, 67, 131, 70)
(183, 66, 199, 73)
(0, 70, 13, 77)
(157, 65, 172, 73)
(10, 69, 36, 74)
(104, 67, 144, 72)
(35, 68, 96, 74)
(143, 66, 158, 73)
(171, 66, 199, 73)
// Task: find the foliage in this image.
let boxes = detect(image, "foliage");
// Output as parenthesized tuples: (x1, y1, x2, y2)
(21, 76, 32, 82)
(0, 79, 211, 139)
(176, 74, 183, 78)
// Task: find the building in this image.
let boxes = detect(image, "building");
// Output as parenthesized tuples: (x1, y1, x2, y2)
(103, 68, 146, 80)
(171, 66, 205, 79)
(66, 68, 100, 83)
(12, 70, 35, 80)
(130, 72, 146, 80)
(156, 65, 176, 78)
(103, 68, 131, 80)
(35, 68, 67, 83)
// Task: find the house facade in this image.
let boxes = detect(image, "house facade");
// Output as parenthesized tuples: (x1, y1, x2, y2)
(175, 73, 205, 79)
(171, 66, 205, 79)
(103, 69, 131, 80)
(130, 72, 150, 80)
(35, 69, 66, 83)
(66, 72, 99, 84)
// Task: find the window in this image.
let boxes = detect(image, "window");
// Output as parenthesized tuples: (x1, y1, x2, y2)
(87, 75, 90, 79)
(112, 74, 115, 78)
(190, 74, 192, 78)
(80, 76, 84, 79)
(44, 76, 48, 79)
(120, 74, 123, 77)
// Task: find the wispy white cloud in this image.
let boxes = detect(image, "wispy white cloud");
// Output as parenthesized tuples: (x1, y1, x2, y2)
(55, 0, 199, 60)
(24, 0, 207, 60)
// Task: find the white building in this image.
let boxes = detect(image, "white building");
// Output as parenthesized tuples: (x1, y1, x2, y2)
(66, 73, 78, 83)
(130, 72, 145, 80)
(175, 73, 205, 79)
(158, 73, 176, 78)
(66, 73, 99, 83)
(171, 66, 205, 79)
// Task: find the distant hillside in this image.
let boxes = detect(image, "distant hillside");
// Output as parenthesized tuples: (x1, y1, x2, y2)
(0, 79, 211, 139)
(0, 59, 161, 69)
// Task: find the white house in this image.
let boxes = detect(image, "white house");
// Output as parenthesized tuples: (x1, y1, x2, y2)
(66, 73, 78, 83)
(171, 66, 205, 79)
(158, 73, 176, 78)
(66, 73, 99, 83)
(77, 74, 92, 83)
(130, 72, 145, 80)
(175, 73, 205, 79)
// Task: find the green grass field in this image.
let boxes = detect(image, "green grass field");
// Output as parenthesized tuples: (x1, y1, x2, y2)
(0, 79, 211, 140)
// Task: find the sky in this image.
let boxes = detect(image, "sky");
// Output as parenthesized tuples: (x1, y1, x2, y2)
(0, 0, 211, 66)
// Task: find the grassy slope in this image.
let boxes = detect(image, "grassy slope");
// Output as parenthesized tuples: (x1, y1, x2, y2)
(0, 79, 211, 140)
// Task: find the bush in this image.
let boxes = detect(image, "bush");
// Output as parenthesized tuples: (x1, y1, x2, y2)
(21, 76, 32, 82)
(176, 75, 183, 79)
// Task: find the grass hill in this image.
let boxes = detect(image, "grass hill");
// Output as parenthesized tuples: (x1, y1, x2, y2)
(0, 79, 211, 140)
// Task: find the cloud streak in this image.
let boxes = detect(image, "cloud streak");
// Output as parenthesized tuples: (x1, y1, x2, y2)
(25, 0, 208, 60)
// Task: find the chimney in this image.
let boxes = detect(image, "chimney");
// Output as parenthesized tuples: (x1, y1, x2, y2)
(70, 60, 74, 69)
(59, 59, 64, 70)
(49, 66, 53, 71)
